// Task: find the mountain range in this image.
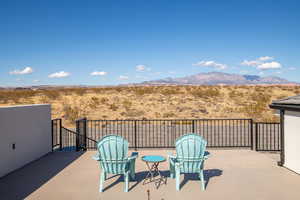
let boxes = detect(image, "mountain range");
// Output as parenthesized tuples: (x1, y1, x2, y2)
(141, 72, 297, 85)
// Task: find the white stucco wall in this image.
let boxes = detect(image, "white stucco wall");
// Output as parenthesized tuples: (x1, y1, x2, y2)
(284, 110, 300, 174)
(0, 104, 51, 178)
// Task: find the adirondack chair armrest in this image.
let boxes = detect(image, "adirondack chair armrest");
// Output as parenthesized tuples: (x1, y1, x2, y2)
(167, 152, 176, 159)
(168, 153, 181, 167)
(203, 151, 210, 160)
(128, 152, 139, 161)
(92, 153, 101, 161)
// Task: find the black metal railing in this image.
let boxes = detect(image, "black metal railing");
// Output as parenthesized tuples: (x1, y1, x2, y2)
(255, 122, 281, 151)
(52, 118, 97, 151)
(51, 118, 62, 151)
(52, 118, 281, 152)
(61, 127, 77, 151)
(82, 119, 254, 150)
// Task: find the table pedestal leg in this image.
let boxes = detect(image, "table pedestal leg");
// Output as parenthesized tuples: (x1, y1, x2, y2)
(143, 162, 167, 189)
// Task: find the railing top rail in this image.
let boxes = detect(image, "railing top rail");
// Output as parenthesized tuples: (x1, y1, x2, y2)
(62, 127, 77, 134)
(255, 122, 280, 124)
(62, 127, 98, 143)
(51, 118, 62, 121)
(87, 118, 253, 122)
(76, 117, 87, 122)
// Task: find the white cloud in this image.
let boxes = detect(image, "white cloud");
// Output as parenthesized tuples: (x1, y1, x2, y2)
(288, 67, 296, 71)
(90, 71, 107, 76)
(10, 67, 33, 75)
(136, 65, 150, 72)
(258, 56, 273, 61)
(48, 71, 70, 78)
(241, 60, 261, 66)
(257, 61, 282, 70)
(241, 56, 273, 66)
(193, 60, 227, 70)
(33, 79, 40, 83)
(119, 75, 129, 80)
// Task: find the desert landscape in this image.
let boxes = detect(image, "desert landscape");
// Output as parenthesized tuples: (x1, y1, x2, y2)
(1, 85, 299, 127)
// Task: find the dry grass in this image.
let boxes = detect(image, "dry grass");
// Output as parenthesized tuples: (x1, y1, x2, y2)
(1, 85, 299, 127)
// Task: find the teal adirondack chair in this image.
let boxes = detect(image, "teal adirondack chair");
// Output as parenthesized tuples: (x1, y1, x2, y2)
(93, 135, 138, 192)
(168, 133, 208, 191)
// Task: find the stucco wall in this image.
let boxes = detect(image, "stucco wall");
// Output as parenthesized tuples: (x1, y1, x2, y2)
(0, 104, 51, 178)
(284, 111, 300, 174)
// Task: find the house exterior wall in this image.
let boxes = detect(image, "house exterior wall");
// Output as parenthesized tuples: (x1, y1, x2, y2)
(0, 104, 51, 178)
(284, 110, 300, 174)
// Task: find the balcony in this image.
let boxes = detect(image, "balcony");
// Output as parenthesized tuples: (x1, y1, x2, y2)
(1, 149, 299, 200)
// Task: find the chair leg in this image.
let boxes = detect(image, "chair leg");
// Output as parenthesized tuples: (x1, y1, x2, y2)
(104, 172, 107, 180)
(199, 170, 205, 191)
(124, 173, 129, 192)
(130, 163, 135, 180)
(175, 170, 180, 191)
(170, 163, 175, 179)
(99, 171, 105, 192)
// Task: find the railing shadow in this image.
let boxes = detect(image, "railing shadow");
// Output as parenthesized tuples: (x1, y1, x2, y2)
(180, 169, 223, 189)
(0, 151, 85, 199)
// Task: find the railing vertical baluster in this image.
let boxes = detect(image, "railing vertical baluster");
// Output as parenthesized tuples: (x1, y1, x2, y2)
(134, 120, 137, 150)
(59, 119, 62, 151)
(250, 119, 253, 150)
(255, 123, 259, 151)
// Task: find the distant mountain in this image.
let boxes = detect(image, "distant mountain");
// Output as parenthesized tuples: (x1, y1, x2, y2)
(141, 72, 297, 85)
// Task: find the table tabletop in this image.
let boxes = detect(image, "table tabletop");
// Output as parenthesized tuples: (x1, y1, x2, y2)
(142, 155, 166, 163)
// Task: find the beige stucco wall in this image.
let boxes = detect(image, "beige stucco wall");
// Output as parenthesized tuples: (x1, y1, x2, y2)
(284, 110, 300, 174)
(0, 104, 51, 178)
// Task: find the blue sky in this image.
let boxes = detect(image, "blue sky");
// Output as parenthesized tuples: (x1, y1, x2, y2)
(0, 0, 300, 86)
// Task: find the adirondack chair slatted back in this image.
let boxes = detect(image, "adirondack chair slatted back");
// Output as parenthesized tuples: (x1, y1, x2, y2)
(175, 134, 207, 173)
(97, 135, 129, 174)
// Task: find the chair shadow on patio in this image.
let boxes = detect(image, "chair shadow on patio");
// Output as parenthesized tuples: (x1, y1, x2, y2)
(179, 169, 223, 190)
(102, 170, 170, 192)
(102, 169, 222, 192)
(0, 151, 85, 200)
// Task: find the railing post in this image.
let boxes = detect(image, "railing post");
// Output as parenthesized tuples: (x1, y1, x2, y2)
(59, 119, 62, 151)
(255, 122, 258, 151)
(192, 120, 195, 133)
(250, 119, 254, 150)
(134, 120, 137, 151)
(51, 120, 54, 152)
(76, 120, 80, 151)
(83, 118, 87, 150)
(279, 109, 285, 166)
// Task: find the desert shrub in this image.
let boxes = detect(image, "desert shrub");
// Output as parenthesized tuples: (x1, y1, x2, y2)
(109, 103, 118, 111)
(121, 109, 145, 118)
(122, 99, 132, 110)
(190, 87, 220, 98)
(62, 100, 89, 122)
(43, 90, 61, 100)
(0, 89, 37, 104)
(100, 97, 109, 104)
(133, 87, 155, 96)
(63, 105, 80, 122)
(89, 97, 100, 109)
(162, 112, 176, 118)
(160, 87, 182, 96)
(73, 88, 87, 96)
(229, 91, 244, 99)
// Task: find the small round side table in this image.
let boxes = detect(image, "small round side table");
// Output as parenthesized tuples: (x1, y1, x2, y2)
(141, 155, 167, 189)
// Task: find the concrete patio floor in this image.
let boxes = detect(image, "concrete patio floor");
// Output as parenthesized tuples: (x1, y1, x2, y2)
(0, 150, 299, 200)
